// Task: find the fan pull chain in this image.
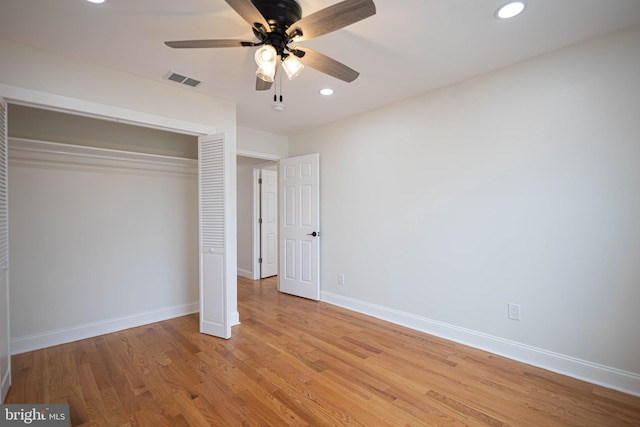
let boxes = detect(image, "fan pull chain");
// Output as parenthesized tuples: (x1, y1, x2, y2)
(279, 67, 284, 103)
(271, 63, 285, 112)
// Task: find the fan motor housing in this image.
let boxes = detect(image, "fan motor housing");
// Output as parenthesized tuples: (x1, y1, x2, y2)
(252, 0, 302, 29)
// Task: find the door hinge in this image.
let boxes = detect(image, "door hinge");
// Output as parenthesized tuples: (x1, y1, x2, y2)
(258, 218, 263, 224)
(258, 257, 262, 263)
(258, 178, 263, 184)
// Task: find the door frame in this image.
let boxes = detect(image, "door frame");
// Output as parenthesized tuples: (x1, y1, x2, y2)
(236, 150, 283, 281)
(0, 83, 229, 357)
(0, 99, 10, 402)
(251, 163, 278, 279)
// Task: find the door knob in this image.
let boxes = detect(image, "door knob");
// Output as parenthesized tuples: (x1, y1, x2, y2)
(307, 231, 320, 237)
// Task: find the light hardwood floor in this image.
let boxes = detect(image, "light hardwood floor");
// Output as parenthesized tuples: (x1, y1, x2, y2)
(6, 276, 640, 426)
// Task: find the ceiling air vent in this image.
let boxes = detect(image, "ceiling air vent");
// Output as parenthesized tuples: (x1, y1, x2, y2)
(182, 78, 201, 87)
(165, 71, 202, 88)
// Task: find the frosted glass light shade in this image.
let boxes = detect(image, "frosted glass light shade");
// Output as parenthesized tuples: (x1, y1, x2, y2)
(282, 56, 304, 80)
(256, 63, 276, 82)
(255, 45, 277, 67)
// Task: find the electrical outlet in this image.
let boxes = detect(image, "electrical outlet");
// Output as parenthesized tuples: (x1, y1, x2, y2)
(508, 303, 521, 321)
(338, 273, 345, 286)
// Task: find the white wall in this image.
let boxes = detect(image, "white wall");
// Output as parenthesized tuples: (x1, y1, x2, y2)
(9, 140, 198, 352)
(9, 104, 198, 159)
(0, 38, 235, 135)
(237, 126, 288, 159)
(289, 24, 640, 395)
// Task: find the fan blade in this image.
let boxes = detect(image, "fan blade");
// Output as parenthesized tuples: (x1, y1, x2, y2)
(225, 0, 270, 31)
(164, 39, 253, 48)
(256, 77, 273, 91)
(287, 0, 376, 41)
(297, 48, 359, 82)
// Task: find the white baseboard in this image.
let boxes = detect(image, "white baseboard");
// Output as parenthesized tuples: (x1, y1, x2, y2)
(230, 310, 240, 326)
(11, 302, 199, 355)
(237, 268, 254, 279)
(321, 291, 640, 397)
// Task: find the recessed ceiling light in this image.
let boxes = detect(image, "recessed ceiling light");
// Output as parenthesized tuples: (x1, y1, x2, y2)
(495, 1, 525, 19)
(86, 0, 106, 4)
(319, 88, 334, 96)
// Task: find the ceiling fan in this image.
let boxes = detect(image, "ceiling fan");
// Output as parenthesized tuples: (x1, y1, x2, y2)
(164, 0, 376, 90)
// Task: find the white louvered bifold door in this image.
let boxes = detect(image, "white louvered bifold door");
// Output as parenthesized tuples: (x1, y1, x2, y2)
(0, 99, 11, 401)
(198, 134, 231, 339)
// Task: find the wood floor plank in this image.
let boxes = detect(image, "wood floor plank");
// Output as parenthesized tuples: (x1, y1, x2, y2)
(6, 275, 640, 426)
(99, 386, 130, 426)
(95, 336, 122, 375)
(132, 408, 177, 427)
(77, 363, 114, 426)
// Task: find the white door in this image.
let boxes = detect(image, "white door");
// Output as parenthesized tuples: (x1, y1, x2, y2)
(199, 133, 235, 339)
(260, 169, 278, 278)
(278, 154, 320, 300)
(0, 100, 10, 401)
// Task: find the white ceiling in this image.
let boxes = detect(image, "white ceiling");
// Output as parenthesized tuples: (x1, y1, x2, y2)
(2, 0, 640, 136)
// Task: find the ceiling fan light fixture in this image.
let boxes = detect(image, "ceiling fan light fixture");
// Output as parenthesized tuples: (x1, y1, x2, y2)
(282, 55, 304, 80)
(495, 1, 526, 19)
(256, 63, 276, 83)
(255, 45, 277, 67)
(164, 0, 378, 94)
